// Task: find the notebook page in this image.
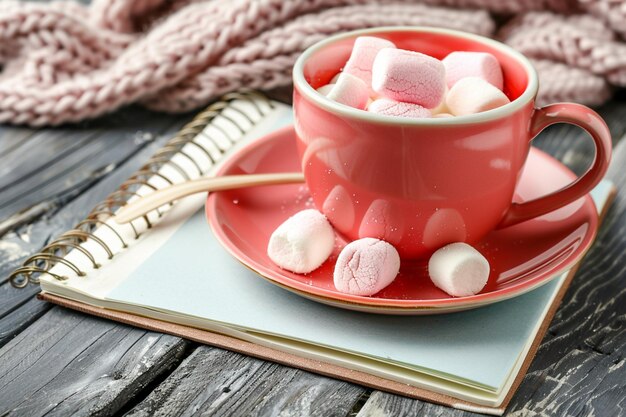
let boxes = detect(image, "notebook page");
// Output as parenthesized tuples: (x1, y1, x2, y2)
(103, 179, 611, 391)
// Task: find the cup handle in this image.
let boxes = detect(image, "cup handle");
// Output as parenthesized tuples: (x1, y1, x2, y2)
(497, 103, 612, 229)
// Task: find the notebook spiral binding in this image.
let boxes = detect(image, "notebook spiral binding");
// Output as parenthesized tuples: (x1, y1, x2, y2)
(9, 90, 275, 289)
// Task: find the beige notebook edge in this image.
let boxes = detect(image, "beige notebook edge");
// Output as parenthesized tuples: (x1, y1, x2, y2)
(39, 186, 616, 416)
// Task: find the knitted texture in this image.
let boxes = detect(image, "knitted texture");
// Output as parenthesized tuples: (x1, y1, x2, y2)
(499, 12, 626, 85)
(144, 3, 495, 112)
(578, 0, 626, 38)
(0, 0, 624, 126)
(531, 59, 612, 106)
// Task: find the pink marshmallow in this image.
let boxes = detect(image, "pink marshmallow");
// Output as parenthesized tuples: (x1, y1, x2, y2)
(327, 73, 369, 110)
(368, 98, 431, 119)
(372, 48, 445, 109)
(333, 238, 400, 296)
(344, 36, 396, 89)
(442, 51, 503, 90)
(430, 85, 449, 114)
(446, 77, 510, 116)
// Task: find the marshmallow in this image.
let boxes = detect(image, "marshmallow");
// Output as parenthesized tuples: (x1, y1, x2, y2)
(267, 209, 335, 274)
(368, 98, 431, 119)
(344, 36, 396, 89)
(333, 238, 400, 296)
(428, 242, 489, 297)
(446, 77, 510, 116)
(330, 73, 341, 84)
(442, 51, 503, 90)
(433, 113, 453, 118)
(327, 73, 370, 110)
(372, 48, 445, 108)
(430, 86, 449, 114)
(317, 84, 335, 96)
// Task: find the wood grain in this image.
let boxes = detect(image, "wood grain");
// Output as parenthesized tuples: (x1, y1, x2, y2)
(0, 307, 190, 417)
(356, 391, 476, 417)
(0, 296, 49, 348)
(0, 125, 39, 156)
(125, 345, 367, 417)
(0, 108, 188, 230)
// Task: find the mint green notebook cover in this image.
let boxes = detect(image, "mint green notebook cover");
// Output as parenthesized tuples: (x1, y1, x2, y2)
(107, 180, 611, 392)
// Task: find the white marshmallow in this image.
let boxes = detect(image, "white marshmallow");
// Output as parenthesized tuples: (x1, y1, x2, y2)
(317, 84, 335, 96)
(446, 77, 510, 116)
(334, 238, 400, 296)
(268, 209, 335, 274)
(428, 242, 490, 297)
(327, 73, 370, 110)
(330, 73, 341, 84)
(442, 51, 503, 90)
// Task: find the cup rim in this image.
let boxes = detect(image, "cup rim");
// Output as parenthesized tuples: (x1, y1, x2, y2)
(293, 26, 539, 126)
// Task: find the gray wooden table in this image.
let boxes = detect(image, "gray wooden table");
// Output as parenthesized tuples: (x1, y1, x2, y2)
(0, 91, 625, 416)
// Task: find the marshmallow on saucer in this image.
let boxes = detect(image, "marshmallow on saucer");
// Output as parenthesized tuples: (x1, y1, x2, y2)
(344, 36, 396, 89)
(327, 73, 370, 109)
(442, 51, 503, 90)
(333, 238, 400, 296)
(368, 98, 431, 119)
(372, 48, 445, 109)
(428, 242, 490, 297)
(446, 77, 510, 116)
(317, 84, 335, 96)
(268, 209, 335, 274)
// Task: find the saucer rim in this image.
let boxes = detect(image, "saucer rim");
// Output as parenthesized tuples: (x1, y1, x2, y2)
(206, 126, 598, 311)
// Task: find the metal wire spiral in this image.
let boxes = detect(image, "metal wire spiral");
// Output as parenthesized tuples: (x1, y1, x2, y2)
(9, 91, 274, 288)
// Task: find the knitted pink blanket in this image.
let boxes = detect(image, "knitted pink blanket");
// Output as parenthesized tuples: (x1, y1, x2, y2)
(0, 0, 624, 126)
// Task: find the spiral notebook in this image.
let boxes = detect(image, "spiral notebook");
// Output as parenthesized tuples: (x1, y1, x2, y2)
(10, 92, 615, 416)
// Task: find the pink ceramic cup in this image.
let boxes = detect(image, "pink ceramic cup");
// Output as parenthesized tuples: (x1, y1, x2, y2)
(292, 27, 612, 259)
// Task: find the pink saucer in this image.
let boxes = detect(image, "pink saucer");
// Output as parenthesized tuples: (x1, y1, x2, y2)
(206, 126, 598, 314)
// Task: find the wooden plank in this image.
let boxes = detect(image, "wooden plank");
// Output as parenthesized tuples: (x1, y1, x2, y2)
(0, 126, 40, 156)
(0, 107, 196, 416)
(124, 345, 367, 417)
(0, 307, 190, 417)
(356, 391, 475, 417)
(0, 109, 190, 283)
(0, 109, 191, 344)
(0, 296, 50, 348)
(0, 107, 183, 225)
(355, 137, 626, 416)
